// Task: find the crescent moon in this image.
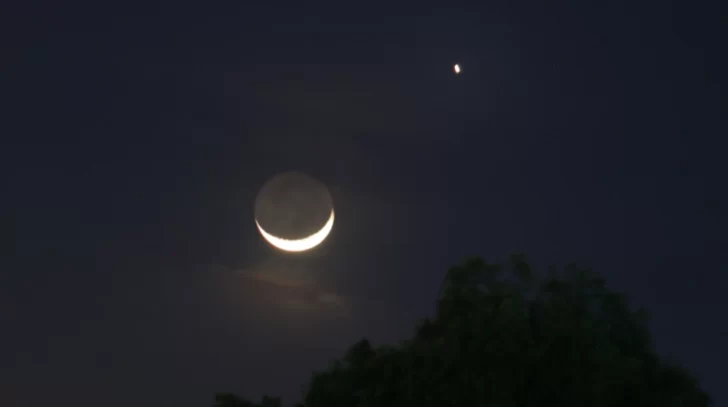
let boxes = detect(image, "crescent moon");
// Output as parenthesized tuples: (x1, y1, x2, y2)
(255, 209, 335, 252)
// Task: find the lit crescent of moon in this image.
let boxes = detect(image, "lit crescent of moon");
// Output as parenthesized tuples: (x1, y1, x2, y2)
(255, 209, 335, 252)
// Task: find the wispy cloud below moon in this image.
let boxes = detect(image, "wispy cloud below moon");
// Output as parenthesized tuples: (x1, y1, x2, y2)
(208, 263, 351, 314)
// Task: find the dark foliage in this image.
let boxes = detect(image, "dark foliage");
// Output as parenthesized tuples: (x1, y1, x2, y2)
(302, 255, 711, 407)
(213, 393, 281, 407)
(218, 255, 711, 407)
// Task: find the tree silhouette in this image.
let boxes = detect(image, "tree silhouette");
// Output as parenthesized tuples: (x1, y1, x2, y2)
(213, 393, 281, 407)
(301, 255, 711, 407)
(216, 255, 711, 406)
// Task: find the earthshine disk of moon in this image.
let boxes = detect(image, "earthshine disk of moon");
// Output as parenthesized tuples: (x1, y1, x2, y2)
(256, 209, 334, 252)
(254, 172, 334, 253)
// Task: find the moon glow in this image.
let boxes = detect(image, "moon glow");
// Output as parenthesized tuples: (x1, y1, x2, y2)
(254, 172, 334, 253)
(256, 209, 334, 252)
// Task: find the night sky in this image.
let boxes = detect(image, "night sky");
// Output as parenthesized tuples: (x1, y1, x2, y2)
(3, 1, 726, 406)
